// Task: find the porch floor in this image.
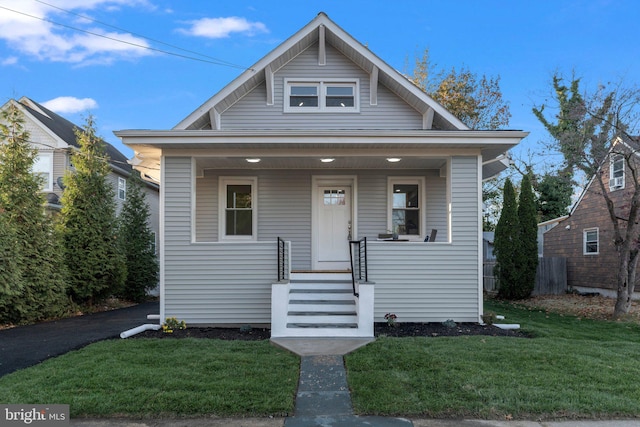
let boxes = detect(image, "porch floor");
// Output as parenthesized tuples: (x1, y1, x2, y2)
(270, 337, 374, 356)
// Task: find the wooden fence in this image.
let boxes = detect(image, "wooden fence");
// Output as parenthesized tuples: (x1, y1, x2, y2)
(484, 257, 567, 295)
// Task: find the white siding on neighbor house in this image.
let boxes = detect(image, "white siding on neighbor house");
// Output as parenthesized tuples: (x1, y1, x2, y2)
(368, 156, 480, 323)
(221, 44, 423, 130)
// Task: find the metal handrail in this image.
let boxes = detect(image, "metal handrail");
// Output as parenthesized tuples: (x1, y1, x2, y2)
(277, 237, 287, 282)
(349, 237, 368, 297)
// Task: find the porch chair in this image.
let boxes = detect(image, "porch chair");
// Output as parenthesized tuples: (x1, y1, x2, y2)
(424, 229, 437, 242)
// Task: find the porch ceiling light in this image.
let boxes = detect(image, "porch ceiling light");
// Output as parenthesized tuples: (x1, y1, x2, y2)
(386, 157, 401, 163)
(246, 158, 261, 163)
(321, 158, 335, 163)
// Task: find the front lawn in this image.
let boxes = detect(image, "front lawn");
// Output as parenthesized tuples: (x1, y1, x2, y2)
(0, 339, 299, 418)
(1, 300, 639, 420)
(346, 299, 640, 420)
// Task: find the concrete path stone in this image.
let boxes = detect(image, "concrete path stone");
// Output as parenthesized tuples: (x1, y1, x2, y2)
(285, 355, 413, 427)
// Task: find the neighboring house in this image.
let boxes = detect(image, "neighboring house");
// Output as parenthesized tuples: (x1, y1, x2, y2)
(542, 136, 640, 298)
(116, 13, 526, 337)
(0, 97, 159, 247)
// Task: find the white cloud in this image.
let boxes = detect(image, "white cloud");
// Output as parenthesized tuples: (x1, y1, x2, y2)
(178, 16, 268, 39)
(1, 55, 17, 65)
(0, 0, 152, 64)
(41, 96, 98, 113)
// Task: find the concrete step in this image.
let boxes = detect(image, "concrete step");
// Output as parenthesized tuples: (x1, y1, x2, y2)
(289, 299, 355, 305)
(287, 323, 358, 329)
(288, 311, 356, 316)
(288, 314, 357, 324)
(290, 282, 352, 290)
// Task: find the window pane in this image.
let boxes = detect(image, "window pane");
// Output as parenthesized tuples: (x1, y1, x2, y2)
(392, 209, 420, 235)
(326, 86, 354, 107)
(327, 86, 353, 96)
(227, 185, 252, 208)
(226, 210, 252, 236)
(393, 184, 418, 208)
(291, 86, 317, 96)
(290, 86, 318, 107)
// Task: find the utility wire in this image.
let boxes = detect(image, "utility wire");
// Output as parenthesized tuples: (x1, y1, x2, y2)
(0, 4, 251, 69)
(32, 0, 250, 70)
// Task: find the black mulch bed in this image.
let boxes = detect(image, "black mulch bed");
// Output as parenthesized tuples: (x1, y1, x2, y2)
(132, 322, 528, 340)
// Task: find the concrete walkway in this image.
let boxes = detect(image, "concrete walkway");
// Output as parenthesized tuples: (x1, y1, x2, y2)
(285, 355, 412, 427)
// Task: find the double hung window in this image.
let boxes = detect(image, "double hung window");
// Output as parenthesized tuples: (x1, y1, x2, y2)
(609, 154, 625, 190)
(219, 177, 257, 240)
(583, 228, 599, 255)
(118, 177, 127, 200)
(33, 152, 53, 192)
(388, 177, 425, 239)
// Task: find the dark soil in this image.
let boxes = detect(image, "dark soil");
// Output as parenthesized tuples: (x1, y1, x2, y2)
(133, 322, 528, 340)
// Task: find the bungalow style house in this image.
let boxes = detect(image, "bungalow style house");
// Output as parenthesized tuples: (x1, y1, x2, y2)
(0, 97, 159, 244)
(116, 13, 527, 338)
(542, 136, 640, 298)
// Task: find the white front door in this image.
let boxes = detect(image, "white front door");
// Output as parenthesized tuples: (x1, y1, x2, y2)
(314, 185, 352, 270)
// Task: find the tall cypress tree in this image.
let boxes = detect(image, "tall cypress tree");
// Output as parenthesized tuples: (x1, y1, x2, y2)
(516, 174, 538, 299)
(59, 116, 126, 304)
(494, 178, 519, 299)
(118, 170, 158, 302)
(0, 102, 68, 323)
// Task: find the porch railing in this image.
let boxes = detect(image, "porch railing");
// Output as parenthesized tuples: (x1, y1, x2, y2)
(277, 237, 288, 282)
(349, 237, 368, 297)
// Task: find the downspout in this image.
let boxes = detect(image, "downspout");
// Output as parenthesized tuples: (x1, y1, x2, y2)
(120, 323, 161, 339)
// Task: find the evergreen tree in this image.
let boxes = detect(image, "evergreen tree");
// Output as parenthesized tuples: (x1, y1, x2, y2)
(536, 172, 573, 222)
(0, 102, 68, 323)
(59, 116, 126, 303)
(118, 170, 158, 302)
(494, 178, 519, 299)
(515, 174, 538, 299)
(0, 210, 23, 321)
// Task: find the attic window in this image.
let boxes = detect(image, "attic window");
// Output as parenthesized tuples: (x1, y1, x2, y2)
(285, 79, 358, 112)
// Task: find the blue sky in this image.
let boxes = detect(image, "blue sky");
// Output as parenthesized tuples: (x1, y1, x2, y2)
(1, 0, 638, 171)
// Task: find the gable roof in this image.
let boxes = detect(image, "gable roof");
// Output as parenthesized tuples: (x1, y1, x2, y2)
(174, 12, 468, 131)
(12, 97, 132, 175)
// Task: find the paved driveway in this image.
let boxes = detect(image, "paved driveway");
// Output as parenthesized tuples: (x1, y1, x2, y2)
(0, 301, 159, 377)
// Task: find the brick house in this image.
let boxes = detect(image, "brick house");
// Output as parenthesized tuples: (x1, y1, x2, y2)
(542, 136, 640, 297)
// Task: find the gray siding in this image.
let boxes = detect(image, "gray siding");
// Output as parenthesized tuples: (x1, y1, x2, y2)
(169, 156, 479, 324)
(194, 168, 449, 269)
(164, 157, 276, 324)
(369, 157, 480, 322)
(221, 44, 423, 130)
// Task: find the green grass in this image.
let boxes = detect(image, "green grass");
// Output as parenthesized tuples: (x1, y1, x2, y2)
(346, 300, 640, 420)
(2, 302, 640, 420)
(0, 338, 299, 418)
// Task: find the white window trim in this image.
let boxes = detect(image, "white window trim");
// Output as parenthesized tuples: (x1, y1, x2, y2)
(33, 152, 53, 192)
(387, 177, 426, 242)
(609, 154, 625, 191)
(218, 177, 258, 241)
(583, 227, 599, 255)
(284, 78, 359, 113)
(118, 177, 127, 201)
